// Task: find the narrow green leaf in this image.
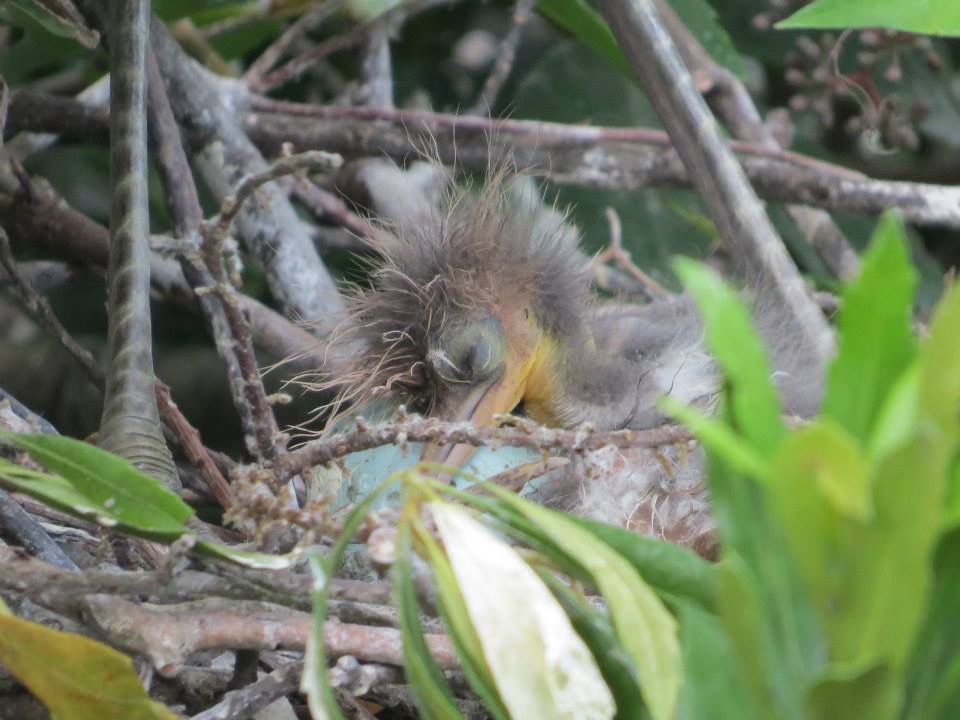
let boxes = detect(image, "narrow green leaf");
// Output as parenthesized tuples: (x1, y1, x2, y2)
(660, 397, 769, 480)
(676, 598, 755, 720)
(535, 0, 631, 76)
(193, 540, 302, 570)
(829, 430, 945, 672)
(568, 514, 718, 611)
(394, 521, 464, 720)
(673, 258, 785, 457)
(0, 433, 192, 540)
(777, 0, 960, 37)
(7, 0, 99, 47)
(766, 420, 871, 628)
(0, 603, 176, 720)
(904, 527, 960, 720)
(823, 212, 917, 446)
(807, 662, 898, 720)
(475, 487, 680, 720)
(419, 529, 511, 720)
(302, 475, 399, 720)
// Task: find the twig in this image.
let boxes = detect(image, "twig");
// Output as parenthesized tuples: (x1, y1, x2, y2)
(468, 0, 536, 115)
(82, 595, 457, 675)
(244, 101, 960, 228)
(0, 386, 60, 436)
(244, 0, 345, 88)
(255, 0, 455, 93)
(1, 224, 236, 505)
(590, 0, 833, 365)
(0, 226, 104, 386)
(0, 493, 78, 572)
(592, 207, 670, 298)
(653, 0, 859, 280)
(272, 413, 692, 482)
(12, 90, 960, 228)
(204, 148, 343, 265)
(150, 17, 344, 325)
(0, 167, 329, 373)
(190, 660, 303, 720)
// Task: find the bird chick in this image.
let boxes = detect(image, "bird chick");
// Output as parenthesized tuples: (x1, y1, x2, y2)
(317, 159, 825, 555)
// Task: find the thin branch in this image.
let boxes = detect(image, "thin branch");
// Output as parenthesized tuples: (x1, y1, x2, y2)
(592, 206, 670, 298)
(243, 0, 345, 87)
(82, 595, 457, 675)
(0, 492, 78, 572)
(590, 0, 833, 365)
(653, 0, 859, 280)
(204, 149, 343, 265)
(11, 89, 960, 228)
(150, 17, 344, 326)
(244, 101, 960, 228)
(271, 412, 692, 482)
(255, 0, 455, 93)
(189, 660, 303, 720)
(468, 0, 536, 115)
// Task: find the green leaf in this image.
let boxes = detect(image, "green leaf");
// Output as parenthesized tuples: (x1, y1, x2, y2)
(823, 212, 917, 446)
(777, 0, 960, 37)
(0, 433, 192, 541)
(302, 474, 399, 720)
(715, 555, 807, 720)
(904, 527, 960, 720)
(661, 397, 769, 480)
(420, 529, 511, 720)
(394, 520, 464, 720)
(677, 598, 755, 720)
(7, 0, 99, 47)
(829, 430, 946, 673)
(475, 488, 681, 720)
(766, 420, 871, 627)
(568, 515, 718, 611)
(431, 502, 615, 720)
(673, 258, 785, 457)
(0, 603, 176, 720)
(807, 662, 898, 720)
(193, 540, 302, 570)
(535, 0, 631, 76)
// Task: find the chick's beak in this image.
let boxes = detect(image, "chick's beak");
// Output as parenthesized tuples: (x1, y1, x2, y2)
(419, 367, 527, 476)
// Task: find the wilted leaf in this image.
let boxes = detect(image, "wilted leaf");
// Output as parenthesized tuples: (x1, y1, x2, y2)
(823, 212, 917, 447)
(0, 433, 192, 540)
(194, 540, 302, 570)
(7, 0, 99, 47)
(540, 571, 647, 720)
(673, 258, 785, 457)
(0, 602, 176, 720)
(777, 0, 960, 36)
(432, 502, 615, 720)
(472, 488, 681, 720)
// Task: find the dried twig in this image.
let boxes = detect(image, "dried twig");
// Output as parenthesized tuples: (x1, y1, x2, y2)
(204, 149, 343, 265)
(254, 0, 455, 93)
(244, 101, 960, 229)
(244, 0, 345, 87)
(0, 492, 78, 572)
(653, 0, 859, 280)
(83, 595, 457, 675)
(189, 660, 303, 720)
(592, 207, 670, 298)
(468, 0, 536, 115)
(591, 0, 833, 365)
(272, 413, 692, 482)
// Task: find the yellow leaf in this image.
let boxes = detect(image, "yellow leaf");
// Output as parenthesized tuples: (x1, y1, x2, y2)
(0, 609, 176, 720)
